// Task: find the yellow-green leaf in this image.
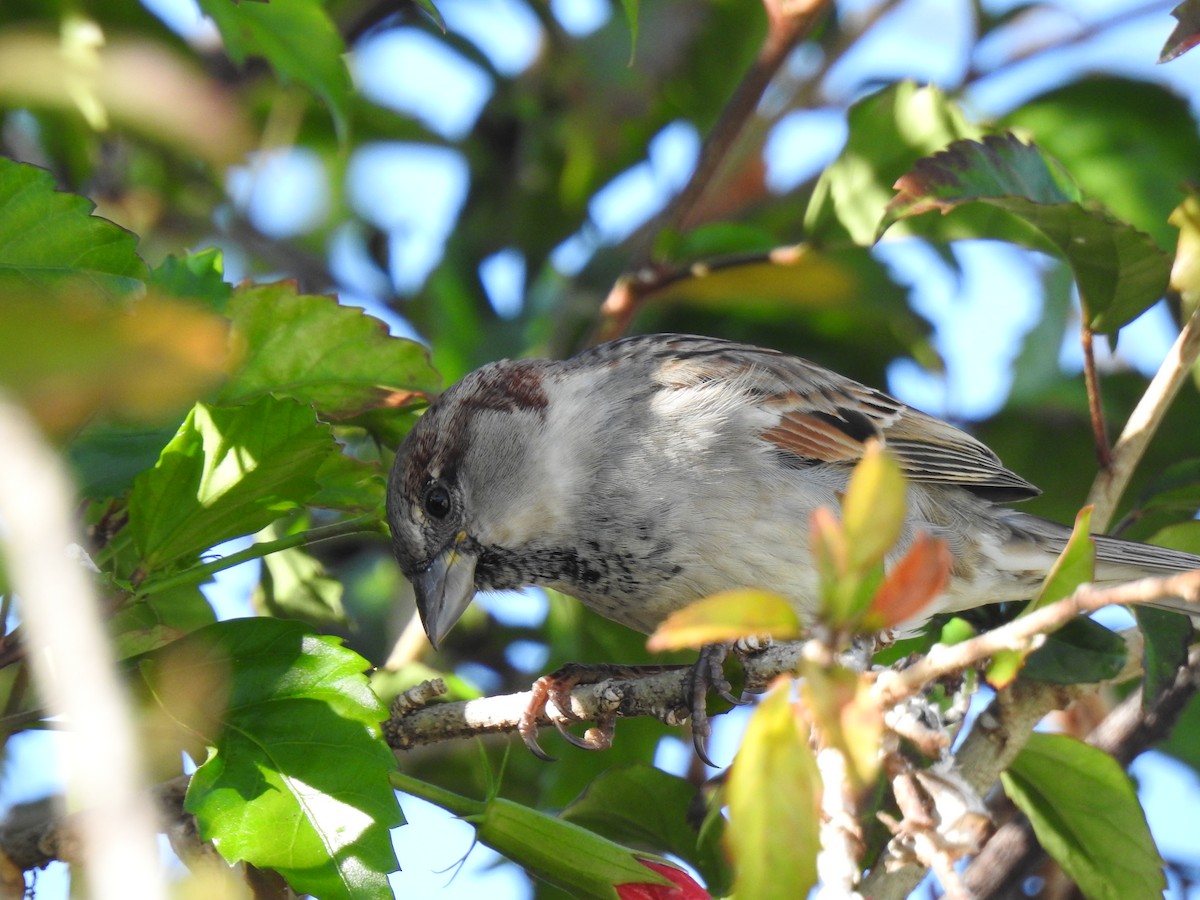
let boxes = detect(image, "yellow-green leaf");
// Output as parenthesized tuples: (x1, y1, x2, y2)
(842, 442, 907, 571)
(646, 590, 801, 652)
(727, 681, 821, 900)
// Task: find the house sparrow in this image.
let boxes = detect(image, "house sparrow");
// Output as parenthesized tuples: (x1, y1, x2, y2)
(386, 334, 1197, 753)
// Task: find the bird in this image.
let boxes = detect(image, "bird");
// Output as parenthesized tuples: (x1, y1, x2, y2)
(385, 333, 1198, 757)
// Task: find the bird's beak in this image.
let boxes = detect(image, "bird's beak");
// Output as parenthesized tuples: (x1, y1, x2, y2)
(414, 532, 477, 649)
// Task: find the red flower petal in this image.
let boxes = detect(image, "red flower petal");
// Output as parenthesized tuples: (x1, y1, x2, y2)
(616, 860, 711, 900)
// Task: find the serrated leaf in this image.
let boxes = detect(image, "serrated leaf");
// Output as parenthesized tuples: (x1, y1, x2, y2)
(110, 583, 217, 660)
(727, 682, 821, 900)
(221, 283, 441, 444)
(1003, 78, 1200, 252)
(0, 157, 146, 297)
(128, 396, 337, 574)
(646, 590, 801, 652)
(391, 772, 668, 900)
(804, 81, 983, 244)
(1002, 733, 1164, 900)
(886, 135, 1171, 333)
(166, 620, 401, 900)
(196, 0, 351, 139)
(561, 764, 731, 896)
(1161, 0, 1200, 61)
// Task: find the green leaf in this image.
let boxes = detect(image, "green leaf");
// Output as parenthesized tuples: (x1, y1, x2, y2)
(885, 135, 1171, 333)
(804, 81, 982, 244)
(561, 764, 732, 896)
(619, 0, 639, 61)
(196, 0, 351, 139)
(1021, 616, 1128, 685)
(1028, 507, 1095, 613)
(128, 396, 337, 574)
(147, 249, 231, 312)
(110, 583, 217, 659)
(391, 773, 669, 900)
(1002, 733, 1164, 900)
(221, 283, 441, 444)
(166, 620, 401, 900)
(727, 682, 821, 900)
(1135, 606, 1193, 708)
(254, 539, 346, 626)
(1003, 78, 1200, 252)
(0, 157, 146, 298)
(68, 421, 181, 498)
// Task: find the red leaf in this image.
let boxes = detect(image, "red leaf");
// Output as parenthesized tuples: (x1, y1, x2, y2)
(863, 532, 952, 629)
(617, 860, 711, 900)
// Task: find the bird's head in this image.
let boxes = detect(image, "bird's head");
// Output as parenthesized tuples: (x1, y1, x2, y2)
(386, 358, 558, 648)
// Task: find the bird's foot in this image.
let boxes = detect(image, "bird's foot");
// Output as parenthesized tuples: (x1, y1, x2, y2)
(519, 662, 675, 761)
(688, 643, 753, 768)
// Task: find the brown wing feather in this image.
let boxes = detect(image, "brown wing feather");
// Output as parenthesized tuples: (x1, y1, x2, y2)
(576, 334, 1039, 502)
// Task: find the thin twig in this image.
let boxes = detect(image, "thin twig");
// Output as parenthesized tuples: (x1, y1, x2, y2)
(1080, 323, 1113, 469)
(1087, 305, 1200, 530)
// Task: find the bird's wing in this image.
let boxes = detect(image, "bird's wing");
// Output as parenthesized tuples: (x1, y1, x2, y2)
(580, 334, 1039, 502)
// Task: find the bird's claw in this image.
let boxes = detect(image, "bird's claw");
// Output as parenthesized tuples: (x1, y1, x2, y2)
(519, 663, 631, 760)
(688, 642, 750, 767)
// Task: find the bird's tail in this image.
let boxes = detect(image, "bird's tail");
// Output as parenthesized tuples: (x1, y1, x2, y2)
(1092, 533, 1199, 619)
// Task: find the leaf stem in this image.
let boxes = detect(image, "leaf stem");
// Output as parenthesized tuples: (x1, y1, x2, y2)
(136, 513, 383, 597)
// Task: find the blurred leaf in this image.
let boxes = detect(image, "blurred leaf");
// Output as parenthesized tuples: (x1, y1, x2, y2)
(646, 589, 801, 652)
(221, 283, 441, 444)
(110, 582, 217, 659)
(1, 293, 229, 433)
(726, 681, 821, 900)
(1121, 458, 1200, 541)
(196, 0, 350, 138)
(1156, 691, 1200, 772)
(128, 396, 336, 575)
(1169, 192, 1200, 313)
(1003, 78, 1200, 252)
(148, 250, 231, 312)
(168, 620, 402, 900)
(842, 442, 907, 571)
(1002, 733, 1164, 900)
(799, 662, 882, 787)
(1135, 606, 1192, 708)
(1161, 0, 1200, 61)
(885, 135, 1171, 333)
(0, 33, 253, 165)
(804, 81, 982, 244)
(562, 764, 731, 896)
(863, 533, 952, 631)
(0, 157, 145, 296)
(619, 0, 639, 61)
(392, 773, 668, 900)
(1021, 616, 1128, 685)
(411, 0, 446, 32)
(659, 222, 778, 261)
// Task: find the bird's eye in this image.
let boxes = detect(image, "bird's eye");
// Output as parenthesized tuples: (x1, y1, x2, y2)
(422, 481, 452, 519)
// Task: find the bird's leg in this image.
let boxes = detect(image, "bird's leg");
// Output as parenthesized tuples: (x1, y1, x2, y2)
(518, 662, 680, 761)
(687, 642, 753, 767)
